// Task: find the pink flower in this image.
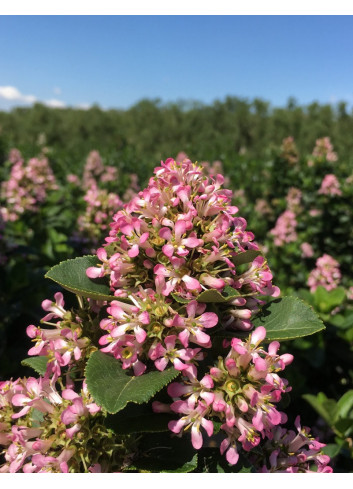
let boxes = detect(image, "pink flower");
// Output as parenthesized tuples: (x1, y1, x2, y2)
(318, 174, 342, 196)
(307, 254, 341, 292)
(168, 400, 213, 450)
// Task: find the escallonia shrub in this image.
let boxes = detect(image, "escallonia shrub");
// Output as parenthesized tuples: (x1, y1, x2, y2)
(0, 158, 332, 473)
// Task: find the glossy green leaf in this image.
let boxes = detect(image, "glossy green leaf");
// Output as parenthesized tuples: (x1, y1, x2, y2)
(303, 392, 337, 425)
(253, 296, 325, 341)
(85, 351, 179, 414)
(45, 255, 118, 301)
(196, 286, 240, 303)
(171, 293, 190, 304)
(21, 356, 48, 376)
(335, 390, 353, 419)
(314, 286, 346, 313)
(322, 444, 341, 459)
(231, 250, 262, 266)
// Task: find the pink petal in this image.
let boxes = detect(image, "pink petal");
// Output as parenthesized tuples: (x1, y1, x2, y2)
(168, 418, 185, 434)
(252, 408, 264, 431)
(11, 394, 31, 407)
(133, 360, 146, 376)
(155, 357, 169, 371)
(178, 329, 190, 348)
(162, 244, 174, 258)
(194, 329, 211, 345)
(61, 408, 77, 425)
(186, 300, 197, 319)
(191, 424, 203, 449)
(182, 275, 202, 291)
(226, 446, 239, 465)
(86, 267, 103, 279)
(159, 227, 172, 240)
(54, 292, 64, 307)
(128, 244, 139, 258)
(66, 424, 81, 439)
(154, 264, 170, 277)
(199, 312, 218, 328)
(167, 382, 191, 398)
(182, 237, 202, 248)
(201, 418, 214, 437)
(174, 220, 186, 241)
(134, 326, 147, 344)
(250, 326, 266, 345)
(97, 248, 107, 261)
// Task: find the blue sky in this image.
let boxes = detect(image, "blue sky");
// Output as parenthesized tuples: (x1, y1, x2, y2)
(0, 15, 352, 111)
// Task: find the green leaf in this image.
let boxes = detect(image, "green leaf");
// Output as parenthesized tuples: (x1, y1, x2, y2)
(322, 444, 341, 459)
(335, 390, 353, 419)
(196, 286, 240, 303)
(222, 285, 241, 299)
(85, 351, 180, 414)
(45, 255, 119, 302)
(303, 393, 337, 425)
(171, 293, 190, 304)
(231, 250, 261, 266)
(196, 289, 228, 303)
(21, 357, 48, 376)
(334, 418, 353, 437)
(162, 454, 198, 473)
(31, 408, 45, 427)
(253, 296, 325, 341)
(314, 286, 346, 313)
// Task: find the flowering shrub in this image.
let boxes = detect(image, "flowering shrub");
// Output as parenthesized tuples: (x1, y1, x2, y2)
(307, 254, 341, 293)
(76, 185, 123, 251)
(318, 174, 342, 197)
(0, 151, 57, 222)
(0, 158, 332, 473)
(270, 210, 297, 247)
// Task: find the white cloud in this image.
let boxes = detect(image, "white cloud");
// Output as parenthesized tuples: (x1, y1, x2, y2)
(44, 98, 66, 108)
(76, 103, 92, 110)
(0, 85, 37, 104)
(0, 85, 68, 109)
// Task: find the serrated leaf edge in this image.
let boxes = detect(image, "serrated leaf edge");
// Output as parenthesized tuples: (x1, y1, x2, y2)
(45, 255, 116, 301)
(254, 296, 325, 341)
(85, 352, 180, 414)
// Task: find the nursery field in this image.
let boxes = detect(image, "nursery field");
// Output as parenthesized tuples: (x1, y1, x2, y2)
(0, 99, 353, 473)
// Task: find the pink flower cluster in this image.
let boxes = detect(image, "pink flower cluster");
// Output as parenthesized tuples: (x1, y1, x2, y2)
(270, 210, 297, 247)
(82, 157, 330, 470)
(280, 137, 299, 164)
(0, 377, 104, 473)
(285, 187, 302, 211)
(77, 184, 123, 249)
(254, 198, 273, 217)
(251, 416, 332, 473)
(307, 254, 341, 292)
(0, 292, 129, 473)
(26, 292, 90, 382)
(176, 152, 231, 187)
(85, 158, 280, 377)
(1, 151, 57, 221)
(318, 174, 342, 197)
(82, 150, 118, 189)
(311, 137, 338, 163)
(155, 326, 294, 465)
(300, 242, 314, 259)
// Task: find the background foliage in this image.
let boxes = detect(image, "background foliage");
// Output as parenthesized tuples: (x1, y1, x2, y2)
(0, 97, 352, 471)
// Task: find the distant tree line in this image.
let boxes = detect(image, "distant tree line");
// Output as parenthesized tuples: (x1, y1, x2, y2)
(1, 96, 353, 175)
